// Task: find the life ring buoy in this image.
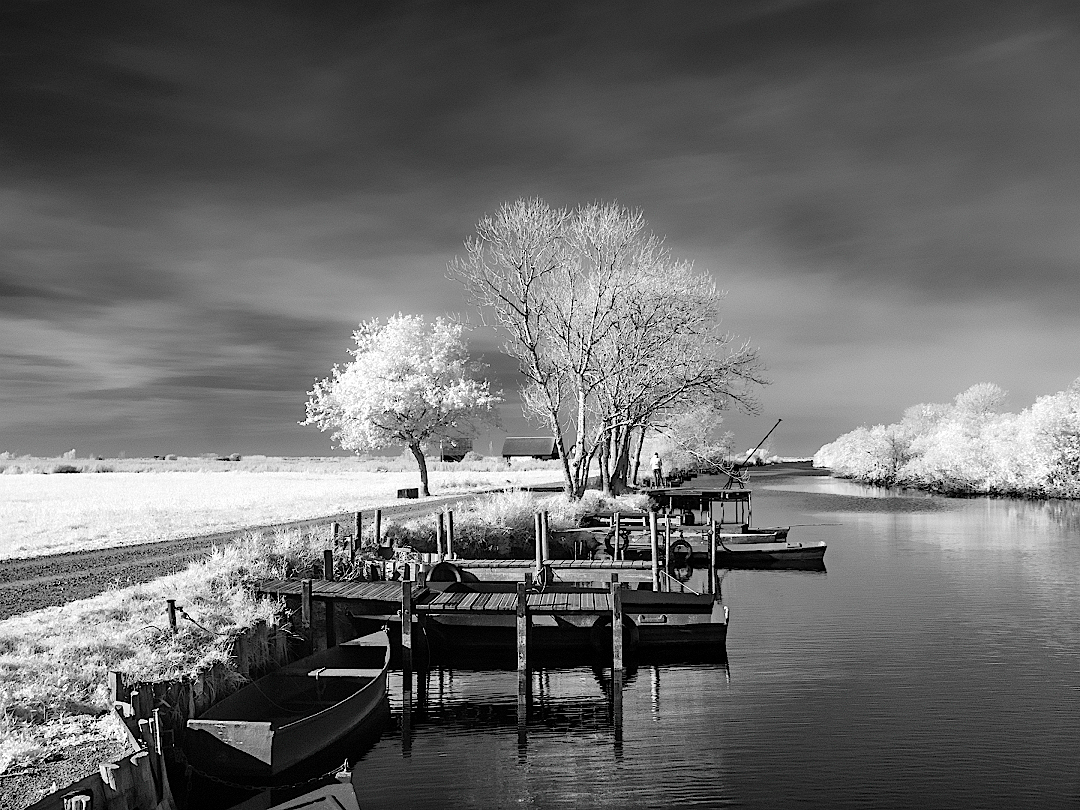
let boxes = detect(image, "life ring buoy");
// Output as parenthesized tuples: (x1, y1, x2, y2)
(668, 538, 693, 563)
(603, 527, 631, 556)
(589, 614, 640, 654)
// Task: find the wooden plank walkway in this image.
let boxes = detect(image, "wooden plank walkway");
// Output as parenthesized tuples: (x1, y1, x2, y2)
(256, 578, 426, 602)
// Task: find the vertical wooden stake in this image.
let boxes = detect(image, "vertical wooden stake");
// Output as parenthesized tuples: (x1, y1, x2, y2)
(613, 512, 621, 561)
(446, 510, 455, 559)
(352, 512, 362, 562)
(401, 576, 413, 679)
(323, 549, 335, 581)
(301, 579, 313, 628)
(436, 513, 445, 561)
(516, 580, 528, 719)
(533, 513, 543, 576)
(709, 522, 718, 595)
(331, 521, 340, 546)
(374, 509, 382, 546)
(649, 511, 659, 592)
(540, 510, 550, 563)
(166, 599, 178, 633)
(664, 518, 672, 592)
(611, 573, 623, 726)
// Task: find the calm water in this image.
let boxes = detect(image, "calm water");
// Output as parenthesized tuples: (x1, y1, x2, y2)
(332, 466, 1078, 808)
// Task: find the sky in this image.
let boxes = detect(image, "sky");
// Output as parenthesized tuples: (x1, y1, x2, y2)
(2, 0, 1079, 459)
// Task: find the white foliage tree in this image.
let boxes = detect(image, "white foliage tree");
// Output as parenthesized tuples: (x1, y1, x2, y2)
(302, 314, 500, 496)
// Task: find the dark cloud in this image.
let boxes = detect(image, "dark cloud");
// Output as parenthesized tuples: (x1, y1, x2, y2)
(1, 0, 1078, 455)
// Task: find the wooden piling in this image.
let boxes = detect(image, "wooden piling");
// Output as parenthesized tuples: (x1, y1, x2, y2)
(166, 599, 178, 633)
(352, 512, 362, 560)
(649, 511, 659, 591)
(446, 510, 454, 559)
(516, 580, 528, 719)
(323, 549, 335, 582)
(663, 517, 672, 592)
(540, 510, 550, 563)
(401, 576, 413, 677)
(331, 521, 340, 545)
(325, 599, 337, 648)
(613, 512, 621, 561)
(374, 509, 382, 545)
(611, 573, 623, 722)
(533, 513, 543, 575)
(301, 579, 313, 628)
(436, 512, 445, 561)
(709, 523, 717, 594)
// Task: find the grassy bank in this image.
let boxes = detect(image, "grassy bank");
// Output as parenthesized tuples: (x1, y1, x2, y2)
(0, 486, 643, 783)
(0, 458, 561, 559)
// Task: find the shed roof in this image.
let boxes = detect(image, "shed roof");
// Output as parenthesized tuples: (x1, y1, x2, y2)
(501, 436, 558, 457)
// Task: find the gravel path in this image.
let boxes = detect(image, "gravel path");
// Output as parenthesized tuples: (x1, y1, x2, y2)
(0, 493, 479, 620)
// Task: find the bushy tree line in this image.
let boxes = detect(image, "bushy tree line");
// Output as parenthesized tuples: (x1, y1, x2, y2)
(813, 381, 1080, 498)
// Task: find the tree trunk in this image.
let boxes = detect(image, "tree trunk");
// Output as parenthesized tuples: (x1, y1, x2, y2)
(609, 426, 632, 494)
(631, 426, 646, 486)
(408, 442, 431, 497)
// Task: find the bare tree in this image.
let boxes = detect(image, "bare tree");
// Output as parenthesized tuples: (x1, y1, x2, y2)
(450, 198, 766, 499)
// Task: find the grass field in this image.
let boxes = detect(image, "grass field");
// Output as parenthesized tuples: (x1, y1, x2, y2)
(0, 457, 562, 559)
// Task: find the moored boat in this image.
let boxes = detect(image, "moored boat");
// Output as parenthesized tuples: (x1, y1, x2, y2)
(185, 630, 390, 779)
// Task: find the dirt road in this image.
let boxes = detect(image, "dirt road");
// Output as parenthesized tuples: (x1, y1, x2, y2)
(0, 493, 480, 620)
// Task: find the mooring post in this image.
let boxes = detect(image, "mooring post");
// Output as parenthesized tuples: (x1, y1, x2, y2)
(533, 513, 543, 576)
(331, 521, 340, 546)
(517, 580, 528, 723)
(611, 573, 624, 723)
(649, 511, 660, 592)
(325, 598, 337, 648)
(709, 522, 718, 595)
(613, 512, 621, 560)
(323, 549, 335, 581)
(401, 575, 413, 681)
(166, 599, 178, 633)
(353, 511, 362, 560)
(540, 510, 550, 563)
(301, 578, 313, 629)
(374, 509, 382, 545)
(436, 512, 445, 561)
(663, 518, 672, 592)
(446, 510, 455, 559)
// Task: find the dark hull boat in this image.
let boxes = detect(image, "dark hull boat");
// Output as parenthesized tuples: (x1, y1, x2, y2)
(185, 630, 390, 779)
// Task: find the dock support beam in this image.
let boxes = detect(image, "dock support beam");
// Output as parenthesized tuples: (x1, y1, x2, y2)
(446, 510, 455, 560)
(533, 513, 543, 576)
(436, 512, 445, 561)
(516, 580, 529, 735)
(301, 578, 313, 628)
(611, 574, 623, 726)
(323, 548, 335, 581)
(709, 523, 717, 595)
(352, 512, 362, 562)
(540, 511, 550, 564)
(401, 576, 413, 681)
(374, 509, 382, 546)
(649, 511, 659, 591)
(663, 517, 671, 592)
(613, 512, 621, 561)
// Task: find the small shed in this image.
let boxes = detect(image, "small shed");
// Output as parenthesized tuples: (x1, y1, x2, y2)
(439, 436, 473, 462)
(501, 436, 559, 461)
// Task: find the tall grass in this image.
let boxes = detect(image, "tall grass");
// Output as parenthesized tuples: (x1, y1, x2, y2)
(0, 524, 339, 775)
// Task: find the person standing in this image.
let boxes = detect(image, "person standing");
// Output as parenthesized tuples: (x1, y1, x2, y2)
(650, 452, 664, 487)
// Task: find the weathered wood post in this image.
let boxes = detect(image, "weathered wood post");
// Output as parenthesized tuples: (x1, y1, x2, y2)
(610, 573, 623, 724)
(351, 512, 362, 562)
(166, 599, 178, 633)
(331, 521, 340, 546)
(301, 578, 313, 628)
(533, 513, 543, 576)
(325, 599, 337, 648)
(323, 549, 335, 581)
(540, 510, 550, 563)
(663, 517, 672, 592)
(613, 512, 621, 560)
(517, 580, 528, 722)
(374, 509, 382, 546)
(63, 792, 92, 810)
(446, 510, 455, 559)
(436, 512, 445, 561)
(401, 575, 413, 682)
(709, 522, 718, 595)
(649, 511, 659, 592)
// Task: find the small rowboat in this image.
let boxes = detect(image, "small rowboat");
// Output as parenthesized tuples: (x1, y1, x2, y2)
(185, 630, 390, 779)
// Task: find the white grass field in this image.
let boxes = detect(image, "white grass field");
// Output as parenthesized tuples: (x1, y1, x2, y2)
(0, 464, 561, 559)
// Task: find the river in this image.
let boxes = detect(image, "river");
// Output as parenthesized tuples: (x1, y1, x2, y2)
(284, 464, 1080, 808)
